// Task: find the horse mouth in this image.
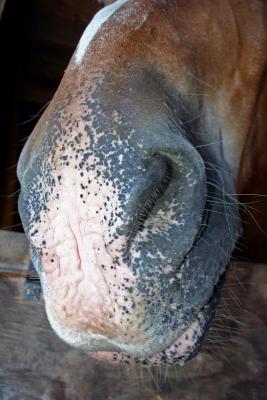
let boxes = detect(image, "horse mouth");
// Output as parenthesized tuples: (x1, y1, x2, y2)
(90, 275, 223, 367)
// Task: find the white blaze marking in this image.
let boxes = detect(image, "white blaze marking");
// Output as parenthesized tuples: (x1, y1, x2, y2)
(75, 0, 129, 65)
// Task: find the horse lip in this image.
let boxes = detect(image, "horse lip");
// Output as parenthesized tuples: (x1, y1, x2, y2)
(152, 273, 225, 364)
(90, 274, 225, 366)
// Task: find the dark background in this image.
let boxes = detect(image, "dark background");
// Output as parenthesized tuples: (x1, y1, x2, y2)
(0, 0, 103, 231)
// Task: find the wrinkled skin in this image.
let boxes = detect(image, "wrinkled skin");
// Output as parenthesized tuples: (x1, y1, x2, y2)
(17, 0, 267, 366)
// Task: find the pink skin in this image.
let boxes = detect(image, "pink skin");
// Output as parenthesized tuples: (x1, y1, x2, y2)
(28, 151, 208, 362)
(92, 314, 206, 366)
(29, 159, 164, 356)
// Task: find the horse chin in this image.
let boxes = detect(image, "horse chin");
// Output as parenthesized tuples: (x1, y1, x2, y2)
(90, 278, 223, 367)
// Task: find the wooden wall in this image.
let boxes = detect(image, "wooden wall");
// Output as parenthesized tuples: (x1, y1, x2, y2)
(1, 262, 267, 399)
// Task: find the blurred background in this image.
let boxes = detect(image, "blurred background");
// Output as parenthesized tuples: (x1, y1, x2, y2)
(0, 0, 104, 231)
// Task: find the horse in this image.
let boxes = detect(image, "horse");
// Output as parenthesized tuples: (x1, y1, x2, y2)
(16, 0, 267, 366)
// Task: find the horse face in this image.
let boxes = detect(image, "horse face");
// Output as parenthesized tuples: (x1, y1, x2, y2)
(17, 0, 267, 366)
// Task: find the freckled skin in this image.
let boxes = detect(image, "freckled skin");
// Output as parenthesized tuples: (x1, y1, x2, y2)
(17, 0, 267, 366)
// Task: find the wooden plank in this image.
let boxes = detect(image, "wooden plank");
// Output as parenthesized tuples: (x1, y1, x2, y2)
(0, 262, 267, 399)
(0, 231, 30, 274)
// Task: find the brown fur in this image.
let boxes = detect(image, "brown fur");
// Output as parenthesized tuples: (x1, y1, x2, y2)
(33, 0, 267, 261)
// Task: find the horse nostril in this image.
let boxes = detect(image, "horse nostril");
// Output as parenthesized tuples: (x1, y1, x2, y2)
(129, 156, 173, 239)
(124, 143, 207, 271)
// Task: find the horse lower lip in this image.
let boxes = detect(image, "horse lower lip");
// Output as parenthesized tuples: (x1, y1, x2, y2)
(149, 280, 224, 365)
(90, 277, 224, 367)
(90, 312, 209, 366)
